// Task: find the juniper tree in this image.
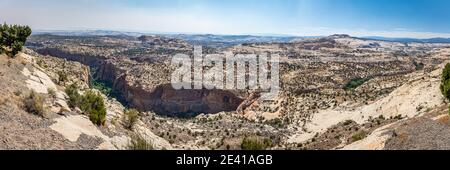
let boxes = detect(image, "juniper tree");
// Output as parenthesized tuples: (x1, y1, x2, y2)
(0, 23, 32, 57)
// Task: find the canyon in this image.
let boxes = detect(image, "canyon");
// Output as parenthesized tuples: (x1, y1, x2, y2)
(9, 33, 449, 150)
(34, 47, 244, 117)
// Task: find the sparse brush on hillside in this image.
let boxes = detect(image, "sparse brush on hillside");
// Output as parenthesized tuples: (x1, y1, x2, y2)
(265, 118, 284, 128)
(0, 23, 32, 57)
(123, 108, 140, 130)
(24, 90, 45, 117)
(128, 134, 154, 150)
(241, 136, 272, 150)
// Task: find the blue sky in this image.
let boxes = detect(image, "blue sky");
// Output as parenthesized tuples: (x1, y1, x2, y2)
(1, 0, 449, 38)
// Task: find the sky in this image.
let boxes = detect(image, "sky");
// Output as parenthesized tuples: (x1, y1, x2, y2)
(1, 0, 450, 38)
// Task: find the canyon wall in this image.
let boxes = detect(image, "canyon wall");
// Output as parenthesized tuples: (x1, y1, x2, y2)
(34, 48, 244, 116)
(34, 48, 106, 67)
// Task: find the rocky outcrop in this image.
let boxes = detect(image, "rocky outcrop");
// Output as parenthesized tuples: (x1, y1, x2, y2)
(237, 92, 260, 115)
(24, 49, 91, 88)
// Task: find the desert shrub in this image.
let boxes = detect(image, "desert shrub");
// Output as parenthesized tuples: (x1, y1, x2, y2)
(0, 23, 32, 57)
(440, 63, 450, 100)
(48, 88, 56, 98)
(65, 83, 81, 108)
(36, 59, 46, 68)
(440, 64, 450, 115)
(128, 134, 154, 150)
(57, 70, 69, 86)
(413, 61, 425, 70)
(343, 119, 354, 126)
(344, 77, 371, 90)
(13, 90, 22, 96)
(65, 84, 106, 126)
(123, 108, 140, 130)
(351, 131, 367, 142)
(81, 90, 106, 126)
(24, 90, 45, 117)
(265, 118, 284, 128)
(241, 137, 272, 150)
(393, 115, 403, 120)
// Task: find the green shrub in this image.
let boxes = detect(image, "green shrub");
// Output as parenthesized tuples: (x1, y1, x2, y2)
(24, 90, 45, 117)
(65, 84, 106, 126)
(81, 90, 107, 126)
(0, 23, 32, 57)
(241, 137, 272, 150)
(65, 83, 81, 108)
(351, 131, 367, 142)
(57, 70, 69, 86)
(344, 77, 371, 90)
(128, 134, 154, 150)
(123, 108, 140, 130)
(440, 63, 450, 115)
(440, 63, 450, 100)
(265, 118, 283, 128)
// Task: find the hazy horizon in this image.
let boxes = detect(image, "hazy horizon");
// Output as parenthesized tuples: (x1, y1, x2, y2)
(30, 29, 450, 40)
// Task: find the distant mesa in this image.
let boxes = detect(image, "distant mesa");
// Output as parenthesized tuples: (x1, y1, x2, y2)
(329, 34, 352, 39)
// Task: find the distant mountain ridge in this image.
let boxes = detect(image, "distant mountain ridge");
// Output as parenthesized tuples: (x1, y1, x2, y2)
(32, 30, 450, 44)
(362, 36, 450, 43)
